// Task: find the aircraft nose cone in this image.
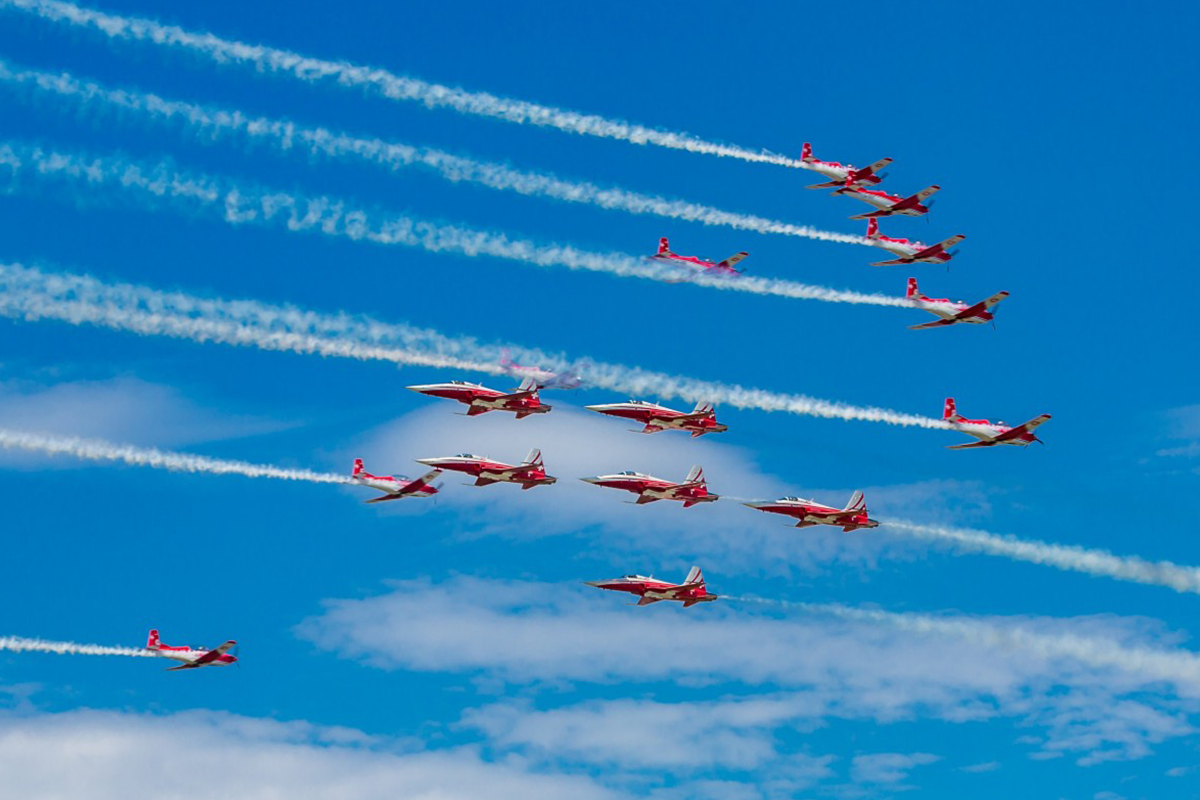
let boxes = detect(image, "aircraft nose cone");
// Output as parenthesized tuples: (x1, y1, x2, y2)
(415, 458, 439, 467)
(579, 477, 601, 484)
(742, 501, 767, 509)
(582, 581, 604, 587)
(406, 385, 433, 394)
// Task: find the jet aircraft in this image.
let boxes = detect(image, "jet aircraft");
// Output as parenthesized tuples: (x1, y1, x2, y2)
(652, 238, 748, 276)
(499, 349, 585, 390)
(942, 398, 1051, 449)
(585, 400, 728, 437)
(407, 377, 551, 419)
(145, 629, 237, 671)
(906, 278, 1009, 330)
(834, 184, 940, 220)
(585, 566, 718, 607)
(743, 490, 879, 532)
(350, 458, 441, 503)
(416, 448, 556, 489)
(865, 218, 965, 267)
(800, 141, 893, 190)
(581, 465, 718, 507)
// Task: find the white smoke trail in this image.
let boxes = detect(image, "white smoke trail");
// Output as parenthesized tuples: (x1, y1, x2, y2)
(0, 428, 349, 485)
(0, 0, 804, 169)
(731, 596, 1200, 690)
(0, 262, 948, 430)
(885, 519, 1200, 596)
(0, 141, 909, 308)
(0, 635, 157, 658)
(0, 61, 867, 247)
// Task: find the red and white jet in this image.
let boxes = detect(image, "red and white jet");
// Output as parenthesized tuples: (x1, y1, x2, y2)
(743, 490, 879, 532)
(350, 458, 441, 503)
(581, 465, 719, 507)
(652, 238, 748, 276)
(416, 448, 556, 489)
(834, 184, 940, 220)
(407, 377, 551, 419)
(499, 349, 584, 390)
(145, 629, 237, 671)
(800, 141, 893, 190)
(906, 278, 1009, 330)
(865, 218, 964, 267)
(585, 566, 718, 607)
(585, 400, 728, 437)
(942, 397, 1051, 450)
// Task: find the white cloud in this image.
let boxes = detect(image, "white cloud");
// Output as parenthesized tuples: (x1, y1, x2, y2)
(0, 709, 624, 800)
(297, 577, 1200, 766)
(0, 376, 288, 454)
(849, 752, 940, 784)
(958, 761, 1000, 773)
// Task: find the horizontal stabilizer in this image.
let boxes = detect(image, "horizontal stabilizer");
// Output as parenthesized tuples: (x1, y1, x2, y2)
(908, 319, 956, 330)
(946, 440, 994, 450)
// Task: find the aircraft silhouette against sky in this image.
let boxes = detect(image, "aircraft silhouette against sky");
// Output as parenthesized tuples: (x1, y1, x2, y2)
(407, 378, 551, 419)
(145, 629, 237, 671)
(350, 459, 441, 503)
(416, 448, 557, 490)
(585, 400, 728, 437)
(582, 465, 719, 507)
(743, 490, 879, 532)
(942, 397, 1052, 449)
(906, 278, 1009, 330)
(586, 566, 718, 607)
(651, 237, 748, 276)
(800, 141, 892, 190)
(864, 218, 965, 267)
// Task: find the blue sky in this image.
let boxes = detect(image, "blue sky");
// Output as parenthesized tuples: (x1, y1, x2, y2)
(0, 1, 1198, 797)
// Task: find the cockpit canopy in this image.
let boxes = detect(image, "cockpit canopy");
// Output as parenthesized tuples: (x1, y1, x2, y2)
(454, 453, 483, 459)
(616, 470, 649, 478)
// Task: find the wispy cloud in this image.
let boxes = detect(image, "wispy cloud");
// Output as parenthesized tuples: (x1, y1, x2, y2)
(298, 576, 1200, 764)
(0, 709, 626, 800)
(0, 60, 864, 246)
(0, 141, 906, 308)
(0, 0, 803, 168)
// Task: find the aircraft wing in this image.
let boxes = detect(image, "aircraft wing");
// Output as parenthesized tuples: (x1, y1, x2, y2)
(194, 641, 236, 664)
(949, 291, 1009, 322)
(466, 405, 491, 416)
(848, 209, 889, 220)
(406, 468, 442, 491)
(913, 186, 940, 201)
(716, 252, 749, 271)
(869, 257, 913, 267)
(992, 414, 1052, 442)
(908, 318, 958, 330)
(636, 596, 663, 605)
(923, 234, 965, 254)
(860, 157, 893, 175)
(165, 662, 200, 671)
(945, 440, 997, 450)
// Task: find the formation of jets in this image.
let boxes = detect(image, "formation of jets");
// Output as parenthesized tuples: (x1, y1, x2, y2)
(145, 629, 237, 671)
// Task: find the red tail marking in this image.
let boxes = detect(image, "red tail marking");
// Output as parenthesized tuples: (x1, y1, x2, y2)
(801, 142, 813, 161)
(943, 398, 958, 420)
(352, 458, 364, 478)
(867, 218, 879, 238)
(146, 629, 161, 649)
(658, 237, 671, 255)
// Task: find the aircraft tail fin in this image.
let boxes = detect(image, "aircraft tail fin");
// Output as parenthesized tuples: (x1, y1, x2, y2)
(516, 376, 537, 393)
(943, 397, 963, 422)
(657, 237, 671, 255)
(684, 465, 704, 484)
(522, 447, 543, 467)
(844, 490, 866, 513)
(352, 458, 369, 479)
(906, 277, 929, 302)
(717, 252, 749, 271)
(867, 218, 880, 239)
(691, 400, 714, 416)
(146, 629, 163, 650)
(801, 142, 814, 162)
(684, 565, 703, 585)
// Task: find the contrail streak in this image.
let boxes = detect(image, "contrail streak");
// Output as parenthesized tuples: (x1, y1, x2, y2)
(0, 636, 157, 658)
(0, 428, 349, 485)
(884, 520, 1200, 596)
(0, 61, 866, 247)
(0, 262, 948, 430)
(0, 142, 908, 308)
(0, 0, 804, 168)
(731, 596, 1200, 691)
